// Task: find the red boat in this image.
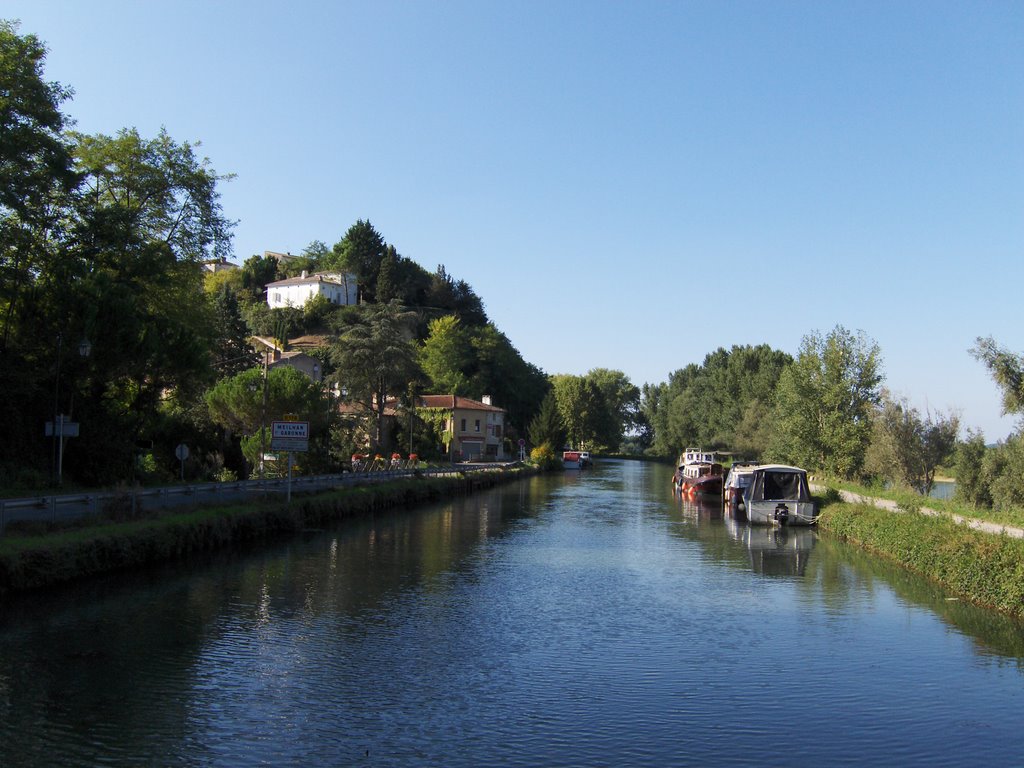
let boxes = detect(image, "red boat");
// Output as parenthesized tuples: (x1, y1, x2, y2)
(673, 448, 724, 499)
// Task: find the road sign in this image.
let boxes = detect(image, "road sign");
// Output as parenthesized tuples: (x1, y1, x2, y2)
(271, 421, 309, 452)
(270, 437, 308, 452)
(272, 421, 309, 439)
(45, 416, 79, 438)
(175, 444, 190, 461)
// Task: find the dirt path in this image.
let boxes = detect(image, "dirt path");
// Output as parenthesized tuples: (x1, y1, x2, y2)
(810, 485, 1024, 540)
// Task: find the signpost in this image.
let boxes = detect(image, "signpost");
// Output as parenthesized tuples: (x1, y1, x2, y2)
(175, 443, 189, 481)
(270, 421, 309, 502)
(45, 415, 80, 485)
(270, 421, 309, 452)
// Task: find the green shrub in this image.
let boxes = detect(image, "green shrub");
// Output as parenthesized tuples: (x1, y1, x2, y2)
(819, 501, 1024, 619)
(529, 442, 561, 471)
(0, 467, 536, 595)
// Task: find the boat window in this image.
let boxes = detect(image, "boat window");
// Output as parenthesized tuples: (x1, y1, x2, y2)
(763, 472, 803, 500)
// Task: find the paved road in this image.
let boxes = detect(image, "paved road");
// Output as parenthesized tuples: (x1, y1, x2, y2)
(0, 464, 513, 533)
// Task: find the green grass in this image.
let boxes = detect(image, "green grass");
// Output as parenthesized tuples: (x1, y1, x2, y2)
(820, 477, 1024, 530)
(818, 500, 1024, 619)
(0, 467, 532, 595)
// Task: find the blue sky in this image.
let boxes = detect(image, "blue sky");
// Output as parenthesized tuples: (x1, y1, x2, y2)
(8, 1, 1023, 440)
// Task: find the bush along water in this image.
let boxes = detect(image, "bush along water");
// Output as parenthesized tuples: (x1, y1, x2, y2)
(818, 501, 1024, 619)
(0, 468, 532, 595)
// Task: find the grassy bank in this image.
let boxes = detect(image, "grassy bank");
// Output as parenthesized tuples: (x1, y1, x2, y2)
(0, 467, 532, 596)
(824, 478, 1024, 530)
(818, 500, 1024, 619)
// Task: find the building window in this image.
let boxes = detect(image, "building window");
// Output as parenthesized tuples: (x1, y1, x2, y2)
(475, 419, 480, 432)
(461, 418, 466, 432)
(495, 425, 502, 438)
(273, 291, 281, 304)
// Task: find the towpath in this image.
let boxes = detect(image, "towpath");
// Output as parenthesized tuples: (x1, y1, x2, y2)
(810, 485, 1024, 540)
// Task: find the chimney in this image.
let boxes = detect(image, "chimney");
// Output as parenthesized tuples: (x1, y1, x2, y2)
(482, 395, 492, 405)
(301, 269, 308, 279)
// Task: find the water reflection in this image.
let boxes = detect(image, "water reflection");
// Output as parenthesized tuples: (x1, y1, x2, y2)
(675, 494, 723, 523)
(815, 536, 1024, 666)
(659, 460, 1024, 665)
(724, 516, 818, 576)
(0, 462, 1022, 767)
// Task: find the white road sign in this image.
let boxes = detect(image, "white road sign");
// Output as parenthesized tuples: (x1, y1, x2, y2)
(272, 421, 309, 439)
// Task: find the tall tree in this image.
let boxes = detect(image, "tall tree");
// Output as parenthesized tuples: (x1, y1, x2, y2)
(331, 219, 385, 303)
(769, 326, 883, 477)
(953, 430, 990, 508)
(642, 345, 790, 457)
(212, 285, 258, 376)
(0, 21, 78, 473)
(205, 365, 325, 436)
(426, 265, 488, 327)
(463, 323, 548, 434)
(864, 392, 959, 495)
(330, 300, 419, 451)
(240, 252, 278, 303)
(551, 374, 612, 451)
(0, 21, 74, 222)
(0, 21, 77, 348)
(420, 314, 471, 395)
(375, 244, 400, 303)
(205, 364, 327, 471)
(970, 336, 1024, 418)
(527, 391, 567, 451)
(302, 239, 330, 264)
(73, 128, 233, 263)
(62, 128, 233, 481)
(585, 368, 641, 450)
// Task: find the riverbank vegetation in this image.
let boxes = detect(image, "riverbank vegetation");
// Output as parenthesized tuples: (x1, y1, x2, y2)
(3, 19, 1023, 533)
(642, 325, 1024, 523)
(817, 501, 1024, 619)
(820, 477, 1024, 531)
(0, 468, 530, 594)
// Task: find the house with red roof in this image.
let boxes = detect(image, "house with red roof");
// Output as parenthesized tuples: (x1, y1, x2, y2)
(417, 395, 506, 461)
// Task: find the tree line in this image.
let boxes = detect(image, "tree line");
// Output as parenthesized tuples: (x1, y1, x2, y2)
(3, 20, 1021, 516)
(1, 21, 644, 487)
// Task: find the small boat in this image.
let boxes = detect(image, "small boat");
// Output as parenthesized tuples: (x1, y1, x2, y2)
(673, 448, 724, 499)
(742, 464, 818, 526)
(563, 450, 592, 469)
(723, 461, 757, 518)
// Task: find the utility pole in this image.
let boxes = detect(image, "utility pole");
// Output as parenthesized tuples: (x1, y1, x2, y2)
(259, 352, 268, 486)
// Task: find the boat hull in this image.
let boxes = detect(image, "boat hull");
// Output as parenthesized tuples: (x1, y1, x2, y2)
(689, 476, 723, 495)
(563, 451, 590, 469)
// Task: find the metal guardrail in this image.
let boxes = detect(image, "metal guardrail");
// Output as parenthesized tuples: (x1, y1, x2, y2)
(0, 464, 502, 534)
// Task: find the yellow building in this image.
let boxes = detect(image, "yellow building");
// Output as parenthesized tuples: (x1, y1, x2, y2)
(418, 395, 506, 460)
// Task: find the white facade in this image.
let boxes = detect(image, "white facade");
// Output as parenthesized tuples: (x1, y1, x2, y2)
(266, 272, 358, 309)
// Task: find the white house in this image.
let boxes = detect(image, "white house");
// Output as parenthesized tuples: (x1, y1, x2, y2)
(266, 271, 358, 309)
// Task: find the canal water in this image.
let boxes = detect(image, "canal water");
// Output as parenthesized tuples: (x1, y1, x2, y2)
(1, 460, 1022, 767)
